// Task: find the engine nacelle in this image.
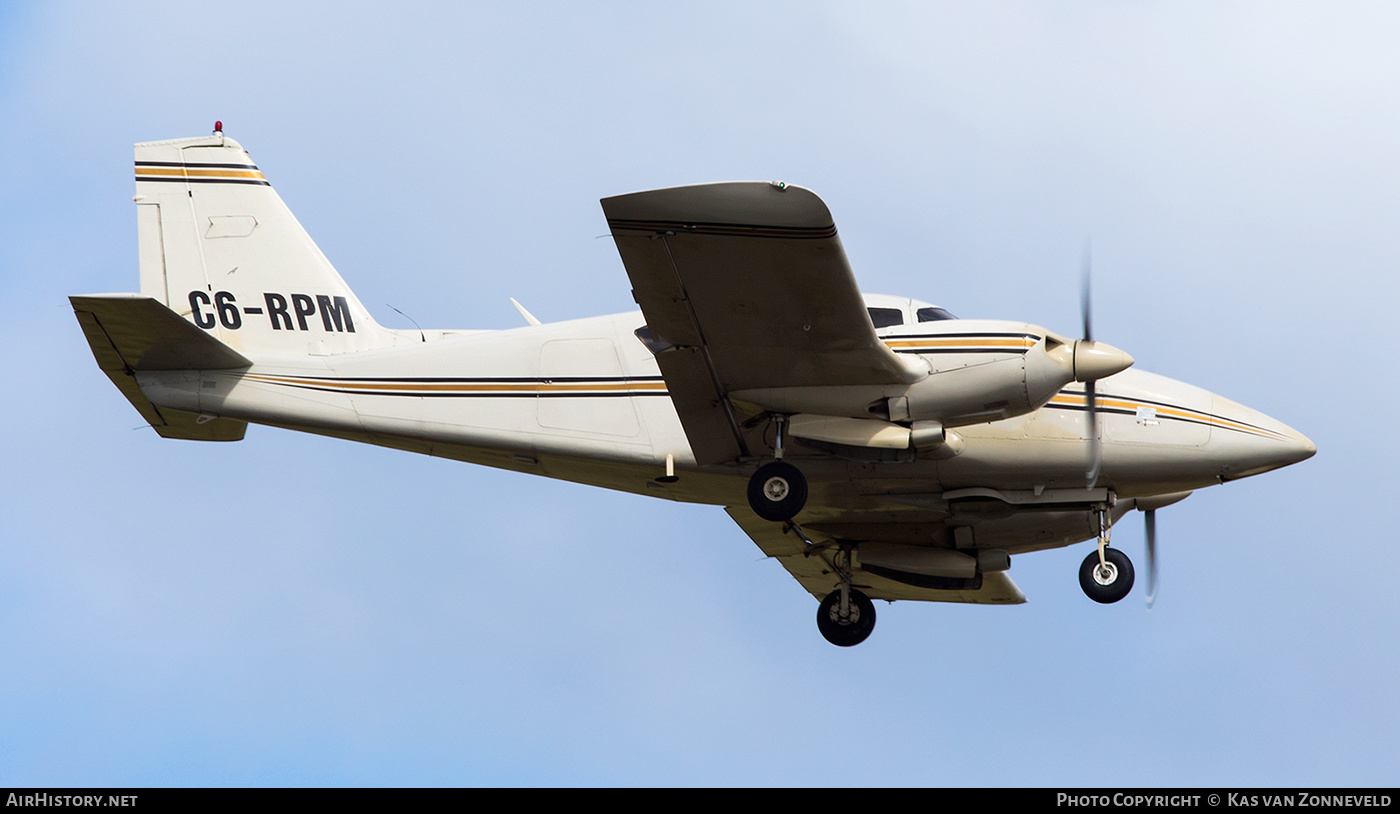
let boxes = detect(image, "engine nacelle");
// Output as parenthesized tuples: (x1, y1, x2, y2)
(730, 321, 1133, 437)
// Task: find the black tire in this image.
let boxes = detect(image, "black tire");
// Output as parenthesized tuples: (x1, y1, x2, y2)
(1079, 547, 1135, 604)
(816, 588, 876, 647)
(747, 461, 808, 521)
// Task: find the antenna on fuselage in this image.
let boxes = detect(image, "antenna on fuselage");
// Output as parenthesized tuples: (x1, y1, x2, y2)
(386, 304, 426, 343)
(510, 298, 542, 326)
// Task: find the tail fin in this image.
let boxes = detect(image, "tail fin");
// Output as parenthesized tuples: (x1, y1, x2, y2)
(133, 131, 393, 356)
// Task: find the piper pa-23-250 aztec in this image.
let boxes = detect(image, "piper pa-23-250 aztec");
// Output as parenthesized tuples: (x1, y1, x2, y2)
(73, 126, 1315, 646)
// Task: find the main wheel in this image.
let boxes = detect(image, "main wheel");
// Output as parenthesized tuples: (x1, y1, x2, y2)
(1079, 547, 1135, 604)
(747, 461, 808, 521)
(817, 588, 876, 647)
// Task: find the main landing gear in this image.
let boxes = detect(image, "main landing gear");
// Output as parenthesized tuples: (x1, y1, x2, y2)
(748, 461, 807, 521)
(745, 415, 871, 646)
(817, 547, 875, 647)
(1079, 503, 1135, 603)
(746, 415, 808, 522)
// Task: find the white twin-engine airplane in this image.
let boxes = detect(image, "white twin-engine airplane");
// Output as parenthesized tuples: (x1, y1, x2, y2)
(73, 127, 1315, 646)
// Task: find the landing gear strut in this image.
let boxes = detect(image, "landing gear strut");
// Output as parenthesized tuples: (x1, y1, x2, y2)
(1079, 503, 1134, 603)
(746, 415, 807, 521)
(816, 548, 876, 647)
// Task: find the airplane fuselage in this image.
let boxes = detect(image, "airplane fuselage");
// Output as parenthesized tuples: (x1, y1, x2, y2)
(133, 305, 1314, 557)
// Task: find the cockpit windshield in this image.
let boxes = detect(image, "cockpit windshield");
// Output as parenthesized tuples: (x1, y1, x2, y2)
(916, 306, 957, 322)
(863, 295, 958, 328)
(867, 307, 904, 328)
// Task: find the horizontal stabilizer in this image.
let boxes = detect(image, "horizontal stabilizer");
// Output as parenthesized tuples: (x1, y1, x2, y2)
(71, 294, 248, 441)
(71, 294, 251, 370)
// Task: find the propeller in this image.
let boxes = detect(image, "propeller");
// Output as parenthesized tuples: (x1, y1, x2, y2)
(1135, 491, 1189, 608)
(1071, 247, 1135, 487)
(1081, 250, 1100, 488)
(1143, 507, 1158, 608)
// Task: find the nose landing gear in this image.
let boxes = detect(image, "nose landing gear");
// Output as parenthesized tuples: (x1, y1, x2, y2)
(1079, 503, 1135, 603)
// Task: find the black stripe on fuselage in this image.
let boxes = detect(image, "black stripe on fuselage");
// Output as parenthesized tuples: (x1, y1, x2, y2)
(266, 382, 671, 398)
(1046, 400, 1283, 439)
(134, 176, 271, 186)
(881, 332, 1042, 340)
(1058, 390, 1280, 436)
(893, 347, 1031, 354)
(269, 375, 667, 384)
(1045, 402, 1227, 435)
(134, 161, 262, 170)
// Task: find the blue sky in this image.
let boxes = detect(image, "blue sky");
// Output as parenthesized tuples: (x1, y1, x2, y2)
(2, 2, 1397, 786)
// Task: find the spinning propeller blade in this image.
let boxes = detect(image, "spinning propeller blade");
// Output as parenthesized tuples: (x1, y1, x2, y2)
(1144, 508, 1158, 608)
(1081, 247, 1094, 344)
(1085, 379, 1100, 487)
(1082, 249, 1101, 488)
(1072, 248, 1133, 488)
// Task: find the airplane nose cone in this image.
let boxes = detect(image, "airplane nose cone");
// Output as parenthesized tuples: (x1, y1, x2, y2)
(1073, 340, 1135, 382)
(1212, 396, 1316, 480)
(1280, 426, 1317, 466)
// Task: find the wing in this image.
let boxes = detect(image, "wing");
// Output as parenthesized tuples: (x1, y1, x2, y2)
(603, 182, 918, 465)
(725, 507, 1027, 605)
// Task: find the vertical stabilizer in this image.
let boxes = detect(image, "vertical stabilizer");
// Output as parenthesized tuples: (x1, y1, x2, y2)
(133, 131, 393, 356)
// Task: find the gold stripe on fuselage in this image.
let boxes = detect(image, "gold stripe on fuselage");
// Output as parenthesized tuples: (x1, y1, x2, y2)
(243, 373, 668, 395)
(1048, 393, 1287, 440)
(135, 167, 267, 181)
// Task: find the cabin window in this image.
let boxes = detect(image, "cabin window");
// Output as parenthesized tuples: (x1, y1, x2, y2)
(867, 307, 904, 328)
(917, 307, 958, 322)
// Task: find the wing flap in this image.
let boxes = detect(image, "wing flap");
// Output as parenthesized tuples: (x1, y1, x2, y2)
(725, 507, 1027, 605)
(653, 350, 747, 463)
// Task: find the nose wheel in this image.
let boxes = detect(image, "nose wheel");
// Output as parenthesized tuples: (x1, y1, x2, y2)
(1079, 548, 1135, 603)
